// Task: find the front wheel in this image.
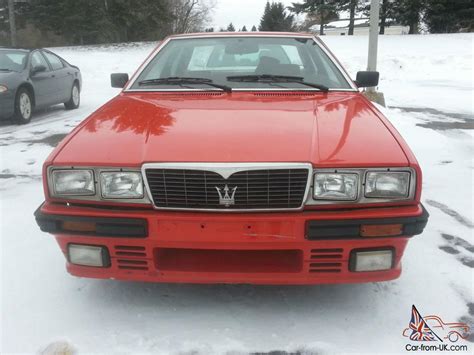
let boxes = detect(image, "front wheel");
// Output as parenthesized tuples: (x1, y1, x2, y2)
(64, 82, 80, 110)
(14, 88, 33, 124)
(448, 332, 460, 342)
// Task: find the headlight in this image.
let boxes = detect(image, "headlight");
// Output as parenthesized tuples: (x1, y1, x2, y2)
(100, 172, 143, 199)
(52, 170, 95, 196)
(0, 85, 8, 93)
(365, 171, 410, 198)
(314, 173, 358, 200)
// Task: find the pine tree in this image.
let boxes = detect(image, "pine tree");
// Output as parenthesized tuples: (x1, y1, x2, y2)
(251, 25, 258, 31)
(29, 0, 108, 44)
(362, 0, 397, 35)
(227, 22, 235, 31)
(290, 0, 338, 35)
(424, 0, 473, 33)
(28, 0, 172, 44)
(392, 0, 425, 34)
(259, 1, 296, 31)
(331, 0, 361, 35)
(241, 25, 248, 31)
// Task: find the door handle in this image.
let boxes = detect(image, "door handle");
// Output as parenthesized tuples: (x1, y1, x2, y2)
(51, 74, 56, 78)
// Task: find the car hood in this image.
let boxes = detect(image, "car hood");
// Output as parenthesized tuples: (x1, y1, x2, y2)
(0, 70, 23, 88)
(52, 92, 409, 167)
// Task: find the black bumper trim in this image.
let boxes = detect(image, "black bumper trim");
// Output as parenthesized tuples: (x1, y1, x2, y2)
(34, 205, 148, 238)
(305, 204, 429, 240)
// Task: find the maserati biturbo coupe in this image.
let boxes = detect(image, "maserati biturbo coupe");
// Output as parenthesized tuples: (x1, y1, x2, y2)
(35, 32, 428, 284)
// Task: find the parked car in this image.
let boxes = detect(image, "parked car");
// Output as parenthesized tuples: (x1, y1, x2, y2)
(403, 315, 470, 342)
(0, 47, 82, 124)
(35, 32, 428, 285)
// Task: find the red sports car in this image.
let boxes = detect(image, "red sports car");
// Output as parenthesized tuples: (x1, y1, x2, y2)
(35, 32, 428, 284)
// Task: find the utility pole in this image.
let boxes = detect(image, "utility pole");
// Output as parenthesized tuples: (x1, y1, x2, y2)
(8, 0, 17, 47)
(365, 0, 385, 106)
(367, 0, 380, 87)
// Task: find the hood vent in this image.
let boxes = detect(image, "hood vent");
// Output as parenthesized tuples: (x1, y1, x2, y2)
(253, 92, 318, 97)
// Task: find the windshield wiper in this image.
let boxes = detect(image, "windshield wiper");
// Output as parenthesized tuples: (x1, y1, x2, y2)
(0, 68, 12, 71)
(138, 77, 232, 93)
(226, 74, 329, 92)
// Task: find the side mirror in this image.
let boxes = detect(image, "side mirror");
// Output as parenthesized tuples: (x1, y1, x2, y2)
(31, 65, 47, 74)
(111, 73, 129, 88)
(355, 71, 379, 88)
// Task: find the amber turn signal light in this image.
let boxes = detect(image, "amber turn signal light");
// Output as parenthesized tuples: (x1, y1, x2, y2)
(360, 224, 403, 237)
(62, 221, 97, 233)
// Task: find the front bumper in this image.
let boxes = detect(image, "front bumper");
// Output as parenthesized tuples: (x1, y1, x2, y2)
(0, 93, 15, 119)
(35, 202, 428, 285)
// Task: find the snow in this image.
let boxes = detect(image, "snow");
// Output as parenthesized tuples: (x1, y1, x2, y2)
(325, 19, 369, 28)
(1, 34, 473, 354)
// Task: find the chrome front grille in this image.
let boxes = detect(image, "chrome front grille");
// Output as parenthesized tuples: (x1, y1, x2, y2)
(143, 163, 311, 211)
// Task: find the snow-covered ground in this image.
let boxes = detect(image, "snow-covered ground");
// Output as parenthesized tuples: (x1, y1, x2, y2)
(0, 34, 473, 354)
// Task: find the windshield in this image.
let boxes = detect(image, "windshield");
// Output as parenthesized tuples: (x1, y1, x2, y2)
(0, 50, 28, 72)
(131, 37, 352, 91)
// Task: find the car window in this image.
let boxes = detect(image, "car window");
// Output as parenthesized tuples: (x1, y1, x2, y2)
(187, 45, 215, 71)
(31, 51, 49, 70)
(0, 50, 28, 72)
(282, 45, 303, 66)
(426, 317, 442, 327)
(204, 45, 290, 69)
(133, 37, 352, 90)
(43, 51, 64, 70)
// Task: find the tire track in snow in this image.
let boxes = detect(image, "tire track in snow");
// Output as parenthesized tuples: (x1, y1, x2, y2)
(426, 199, 473, 228)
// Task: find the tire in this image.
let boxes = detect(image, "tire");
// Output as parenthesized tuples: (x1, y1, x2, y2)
(64, 82, 80, 110)
(14, 87, 33, 125)
(448, 332, 459, 342)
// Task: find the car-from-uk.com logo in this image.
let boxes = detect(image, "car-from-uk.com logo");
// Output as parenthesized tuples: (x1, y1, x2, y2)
(403, 305, 470, 352)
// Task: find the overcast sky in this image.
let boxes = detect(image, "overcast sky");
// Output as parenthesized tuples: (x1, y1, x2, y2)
(211, 0, 300, 30)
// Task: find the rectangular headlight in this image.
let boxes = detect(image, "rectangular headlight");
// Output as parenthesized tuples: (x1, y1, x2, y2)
(351, 249, 394, 272)
(100, 171, 143, 199)
(68, 244, 109, 267)
(314, 173, 358, 200)
(52, 169, 95, 196)
(365, 171, 410, 198)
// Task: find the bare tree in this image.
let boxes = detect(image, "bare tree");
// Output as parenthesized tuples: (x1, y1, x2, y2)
(168, 0, 215, 34)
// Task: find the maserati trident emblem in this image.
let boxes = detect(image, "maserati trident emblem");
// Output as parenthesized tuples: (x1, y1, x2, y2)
(216, 185, 237, 207)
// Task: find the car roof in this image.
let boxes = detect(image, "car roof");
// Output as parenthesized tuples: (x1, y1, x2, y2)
(166, 31, 315, 40)
(0, 47, 34, 52)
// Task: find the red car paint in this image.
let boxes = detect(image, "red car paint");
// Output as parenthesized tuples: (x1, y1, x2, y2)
(37, 32, 428, 284)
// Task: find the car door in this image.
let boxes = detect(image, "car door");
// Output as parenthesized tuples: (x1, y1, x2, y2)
(28, 50, 56, 108)
(41, 50, 73, 104)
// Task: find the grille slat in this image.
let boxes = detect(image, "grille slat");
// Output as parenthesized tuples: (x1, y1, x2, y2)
(145, 167, 309, 210)
(309, 248, 344, 274)
(114, 246, 149, 271)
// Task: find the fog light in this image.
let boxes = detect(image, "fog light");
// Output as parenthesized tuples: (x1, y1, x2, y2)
(351, 249, 393, 272)
(68, 244, 109, 267)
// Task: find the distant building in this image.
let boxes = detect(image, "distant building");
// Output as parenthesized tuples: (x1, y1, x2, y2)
(310, 19, 410, 36)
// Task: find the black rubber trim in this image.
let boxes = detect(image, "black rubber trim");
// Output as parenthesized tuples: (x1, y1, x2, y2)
(349, 247, 395, 272)
(34, 204, 148, 238)
(306, 204, 429, 240)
